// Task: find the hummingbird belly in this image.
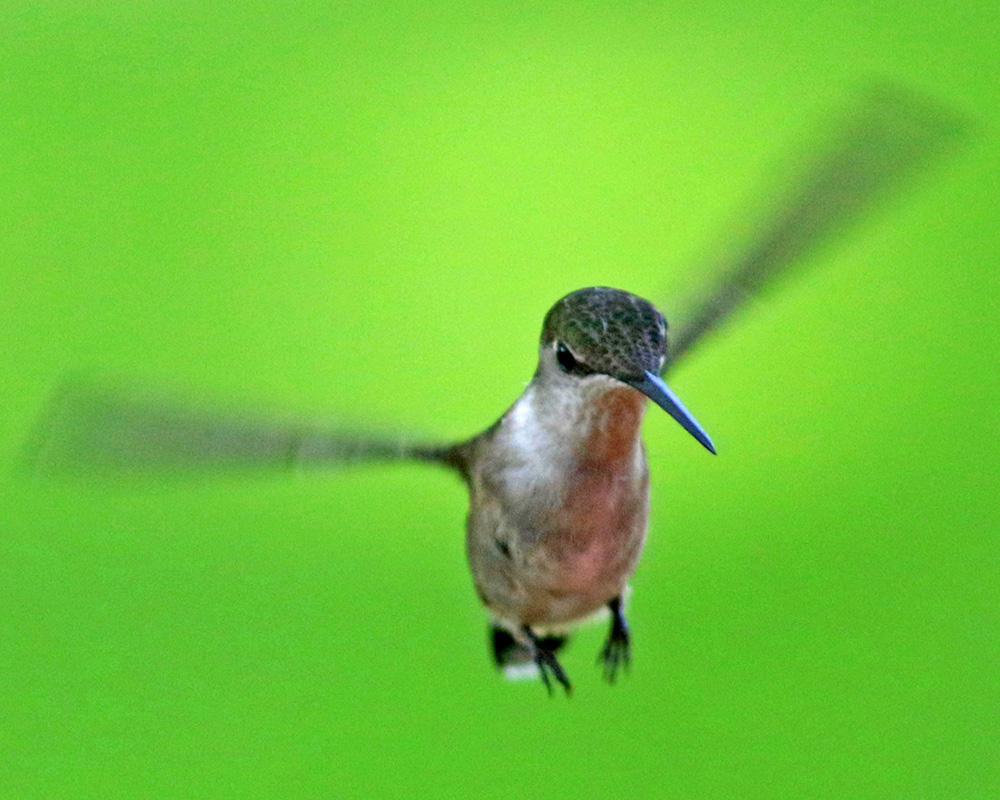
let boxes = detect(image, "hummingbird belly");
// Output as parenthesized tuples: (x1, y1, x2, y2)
(522, 463, 650, 625)
(466, 382, 651, 628)
(468, 456, 650, 629)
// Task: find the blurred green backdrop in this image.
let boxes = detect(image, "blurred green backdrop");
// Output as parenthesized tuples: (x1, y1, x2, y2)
(2, 2, 997, 798)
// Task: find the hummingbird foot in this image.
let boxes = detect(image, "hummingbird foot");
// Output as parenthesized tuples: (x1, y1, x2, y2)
(522, 625, 573, 696)
(597, 595, 631, 684)
(490, 625, 567, 671)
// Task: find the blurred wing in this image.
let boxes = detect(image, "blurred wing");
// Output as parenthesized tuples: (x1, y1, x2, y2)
(24, 378, 460, 480)
(665, 85, 967, 369)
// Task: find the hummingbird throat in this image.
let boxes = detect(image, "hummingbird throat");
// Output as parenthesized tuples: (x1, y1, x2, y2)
(509, 376, 648, 475)
(576, 383, 648, 466)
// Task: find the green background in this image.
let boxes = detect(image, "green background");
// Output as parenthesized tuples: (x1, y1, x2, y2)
(2, 2, 997, 797)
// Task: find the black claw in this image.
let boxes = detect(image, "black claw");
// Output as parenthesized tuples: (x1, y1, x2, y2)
(598, 596, 631, 684)
(491, 625, 568, 670)
(523, 626, 572, 696)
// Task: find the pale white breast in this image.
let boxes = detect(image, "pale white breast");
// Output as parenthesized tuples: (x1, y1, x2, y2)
(494, 376, 627, 502)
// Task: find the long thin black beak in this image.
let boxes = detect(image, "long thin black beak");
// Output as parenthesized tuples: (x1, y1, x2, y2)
(626, 371, 716, 454)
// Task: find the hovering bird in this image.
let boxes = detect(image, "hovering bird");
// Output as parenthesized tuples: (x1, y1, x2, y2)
(27, 87, 963, 695)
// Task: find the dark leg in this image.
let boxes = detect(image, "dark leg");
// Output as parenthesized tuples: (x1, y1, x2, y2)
(491, 625, 521, 667)
(490, 625, 567, 670)
(522, 625, 573, 696)
(597, 595, 631, 684)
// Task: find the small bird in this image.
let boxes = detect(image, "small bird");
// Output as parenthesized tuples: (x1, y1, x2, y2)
(26, 87, 963, 694)
(449, 285, 714, 692)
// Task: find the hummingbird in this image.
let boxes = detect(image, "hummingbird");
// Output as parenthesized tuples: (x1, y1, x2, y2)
(446, 285, 714, 693)
(26, 87, 963, 695)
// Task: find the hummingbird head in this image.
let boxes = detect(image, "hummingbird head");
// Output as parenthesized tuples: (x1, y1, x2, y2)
(539, 287, 715, 454)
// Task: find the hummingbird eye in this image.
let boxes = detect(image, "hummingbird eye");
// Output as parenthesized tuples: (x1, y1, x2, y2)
(555, 341, 580, 373)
